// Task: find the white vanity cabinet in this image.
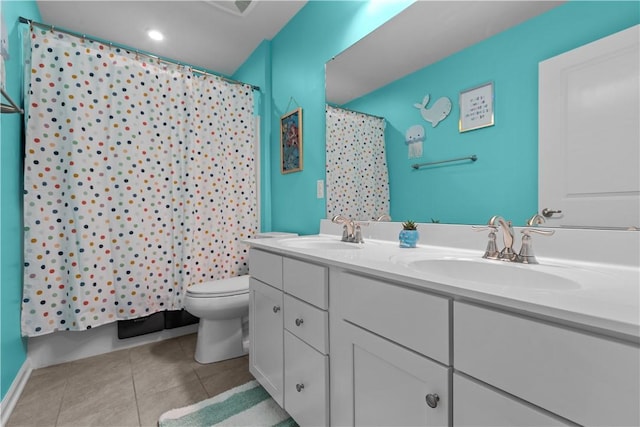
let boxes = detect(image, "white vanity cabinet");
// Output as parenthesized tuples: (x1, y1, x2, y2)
(330, 269, 452, 427)
(454, 301, 640, 427)
(248, 233, 639, 427)
(249, 248, 329, 426)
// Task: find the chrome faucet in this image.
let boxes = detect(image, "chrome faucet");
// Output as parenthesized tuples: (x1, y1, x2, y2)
(375, 214, 392, 222)
(489, 215, 517, 261)
(332, 215, 363, 243)
(473, 216, 515, 261)
(474, 214, 554, 263)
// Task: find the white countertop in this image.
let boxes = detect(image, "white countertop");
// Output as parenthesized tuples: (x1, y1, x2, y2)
(245, 222, 640, 342)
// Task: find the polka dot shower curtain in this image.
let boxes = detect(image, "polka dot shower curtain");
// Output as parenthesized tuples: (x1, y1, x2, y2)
(22, 28, 257, 337)
(325, 105, 390, 220)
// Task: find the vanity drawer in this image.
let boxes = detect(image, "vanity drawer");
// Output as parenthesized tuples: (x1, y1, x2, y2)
(335, 271, 450, 364)
(454, 301, 640, 427)
(284, 294, 328, 355)
(284, 330, 329, 427)
(453, 373, 571, 426)
(250, 249, 283, 289)
(283, 257, 328, 309)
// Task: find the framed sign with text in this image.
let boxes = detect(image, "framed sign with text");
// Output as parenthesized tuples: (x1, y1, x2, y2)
(459, 82, 494, 132)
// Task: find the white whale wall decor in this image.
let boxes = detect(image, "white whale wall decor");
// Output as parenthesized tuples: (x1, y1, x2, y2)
(414, 94, 452, 127)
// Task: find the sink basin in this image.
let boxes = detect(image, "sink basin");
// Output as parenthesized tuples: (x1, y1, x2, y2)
(404, 258, 581, 290)
(278, 237, 362, 250)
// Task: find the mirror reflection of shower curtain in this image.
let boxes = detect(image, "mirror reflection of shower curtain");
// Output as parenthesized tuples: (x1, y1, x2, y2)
(326, 105, 390, 220)
(21, 28, 257, 337)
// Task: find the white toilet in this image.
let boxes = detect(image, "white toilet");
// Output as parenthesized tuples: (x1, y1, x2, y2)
(184, 275, 250, 364)
(184, 232, 296, 364)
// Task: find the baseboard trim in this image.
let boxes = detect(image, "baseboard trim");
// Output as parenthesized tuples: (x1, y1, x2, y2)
(0, 359, 33, 426)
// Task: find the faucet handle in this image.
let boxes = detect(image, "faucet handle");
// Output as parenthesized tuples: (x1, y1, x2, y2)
(521, 228, 554, 237)
(472, 224, 500, 259)
(518, 228, 554, 264)
(472, 224, 498, 232)
(526, 213, 547, 226)
(354, 225, 364, 244)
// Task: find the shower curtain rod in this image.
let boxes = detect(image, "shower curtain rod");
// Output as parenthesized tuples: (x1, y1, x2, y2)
(326, 104, 385, 121)
(18, 16, 261, 92)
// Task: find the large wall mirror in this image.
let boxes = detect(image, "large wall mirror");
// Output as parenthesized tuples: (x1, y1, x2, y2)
(325, 1, 639, 229)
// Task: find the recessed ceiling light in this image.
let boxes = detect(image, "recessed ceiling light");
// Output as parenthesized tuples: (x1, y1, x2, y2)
(147, 30, 164, 41)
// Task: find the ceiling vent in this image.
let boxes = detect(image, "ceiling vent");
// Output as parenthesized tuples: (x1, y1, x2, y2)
(204, 0, 257, 17)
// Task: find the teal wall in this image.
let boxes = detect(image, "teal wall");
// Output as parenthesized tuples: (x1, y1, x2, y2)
(0, 0, 40, 400)
(344, 1, 639, 226)
(265, 0, 413, 234)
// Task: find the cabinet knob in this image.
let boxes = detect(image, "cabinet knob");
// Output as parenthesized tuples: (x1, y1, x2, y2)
(296, 383, 305, 392)
(295, 318, 304, 326)
(425, 393, 440, 408)
(272, 305, 281, 313)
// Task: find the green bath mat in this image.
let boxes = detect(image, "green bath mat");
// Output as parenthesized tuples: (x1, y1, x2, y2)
(158, 380, 297, 427)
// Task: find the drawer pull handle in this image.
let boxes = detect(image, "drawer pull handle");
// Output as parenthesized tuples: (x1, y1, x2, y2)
(273, 306, 281, 313)
(425, 393, 440, 408)
(295, 318, 304, 327)
(296, 383, 305, 392)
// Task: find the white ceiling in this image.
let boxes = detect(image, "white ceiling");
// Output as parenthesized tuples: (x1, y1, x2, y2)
(326, 1, 565, 105)
(35, 1, 564, 97)
(36, 0, 307, 76)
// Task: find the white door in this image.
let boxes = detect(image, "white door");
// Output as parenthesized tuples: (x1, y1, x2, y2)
(249, 278, 284, 406)
(539, 25, 639, 228)
(331, 321, 450, 427)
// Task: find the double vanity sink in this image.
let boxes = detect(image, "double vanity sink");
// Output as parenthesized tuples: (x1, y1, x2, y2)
(246, 221, 639, 426)
(281, 235, 582, 290)
(272, 231, 638, 336)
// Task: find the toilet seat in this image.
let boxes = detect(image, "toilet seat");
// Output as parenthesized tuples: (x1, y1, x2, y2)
(186, 275, 250, 298)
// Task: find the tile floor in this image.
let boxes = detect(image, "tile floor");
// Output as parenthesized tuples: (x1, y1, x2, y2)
(7, 333, 254, 427)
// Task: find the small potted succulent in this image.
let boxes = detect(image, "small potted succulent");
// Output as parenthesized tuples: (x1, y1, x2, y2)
(399, 220, 419, 248)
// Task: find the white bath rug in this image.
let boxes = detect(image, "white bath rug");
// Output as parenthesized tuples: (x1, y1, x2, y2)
(158, 380, 297, 427)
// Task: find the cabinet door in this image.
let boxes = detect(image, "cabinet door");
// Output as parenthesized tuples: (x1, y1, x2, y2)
(249, 278, 284, 406)
(331, 320, 450, 427)
(284, 330, 329, 427)
(453, 373, 571, 427)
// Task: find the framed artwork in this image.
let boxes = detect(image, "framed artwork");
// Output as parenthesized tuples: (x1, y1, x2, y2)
(459, 81, 494, 132)
(281, 107, 303, 173)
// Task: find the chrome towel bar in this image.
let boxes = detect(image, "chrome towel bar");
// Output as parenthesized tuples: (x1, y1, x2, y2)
(411, 155, 477, 170)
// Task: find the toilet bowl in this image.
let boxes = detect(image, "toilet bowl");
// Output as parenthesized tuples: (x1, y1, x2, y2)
(184, 232, 297, 364)
(184, 275, 250, 364)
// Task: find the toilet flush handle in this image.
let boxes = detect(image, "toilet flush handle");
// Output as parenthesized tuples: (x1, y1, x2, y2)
(295, 318, 304, 327)
(273, 305, 281, 313)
